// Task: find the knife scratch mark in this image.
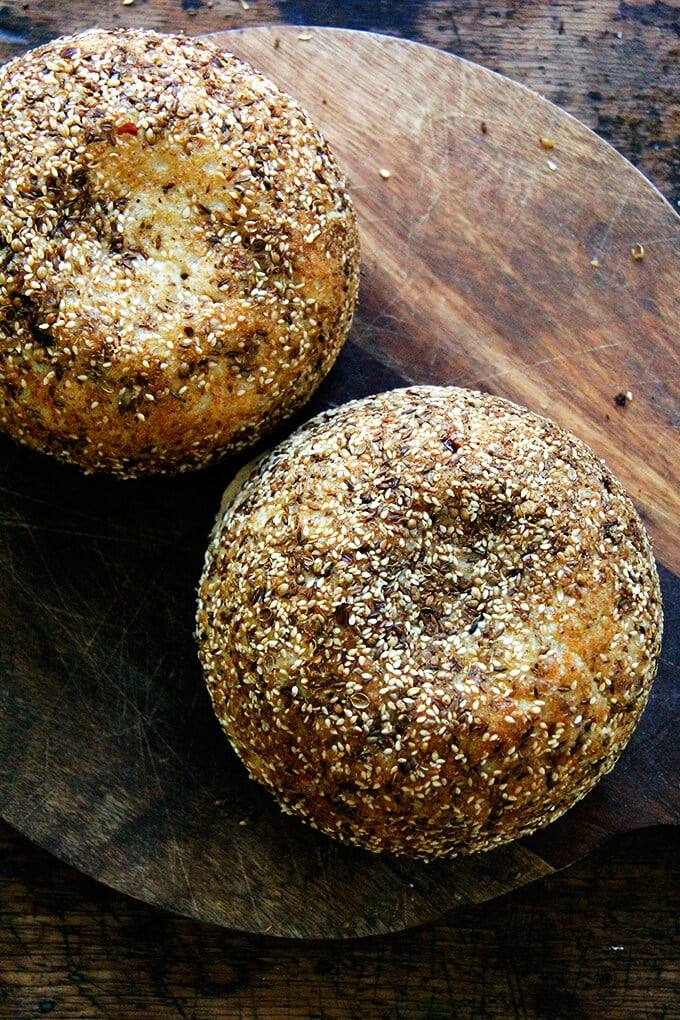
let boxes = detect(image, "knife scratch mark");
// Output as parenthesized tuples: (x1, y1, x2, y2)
(590, 177, 638, 260)
(233, 840, 266, 929)
(500, 178, 537, 240)
(15, 787, 59, 828)
(463, 340, 623, 389)
(457, 58, 468, 121)
(628, 234, 680, 247)
(172, 835, 198, 917)
(138, 721, 199, 917)
(525, 339, 624, 370)
(282, 828, 305, 889)
(0, 521, 164, 547)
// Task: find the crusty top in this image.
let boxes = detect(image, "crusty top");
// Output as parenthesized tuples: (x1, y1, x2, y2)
(197, 385, 663, 859)
(0, 28, 359, 475)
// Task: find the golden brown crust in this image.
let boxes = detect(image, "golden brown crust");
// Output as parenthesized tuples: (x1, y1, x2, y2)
(196, 385, 663, 859)
(0, 28, 359, 475)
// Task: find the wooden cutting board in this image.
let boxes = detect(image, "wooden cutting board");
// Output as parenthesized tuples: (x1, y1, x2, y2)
(0, 27, 677, 940)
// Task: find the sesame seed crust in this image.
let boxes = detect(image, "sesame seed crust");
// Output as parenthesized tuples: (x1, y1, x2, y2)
(0, 28, 359, 476)
(196, 385, 663, 859)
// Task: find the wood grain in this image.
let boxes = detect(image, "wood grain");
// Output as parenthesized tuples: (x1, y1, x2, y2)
(1, 0, 676, 210)
(0, 23, 677, 942)
(0, 1, 678, 1013)
(1, 818, 679, 1019)
(415, 1, 680, 211)
(223, 26, 680, 573)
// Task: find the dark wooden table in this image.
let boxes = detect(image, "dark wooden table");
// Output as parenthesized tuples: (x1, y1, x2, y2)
(0, 2, 678, 1016)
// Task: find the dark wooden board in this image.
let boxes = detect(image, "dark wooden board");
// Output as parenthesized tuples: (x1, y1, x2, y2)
(2, 820, 679, 1018)
(0, 27, 677, 940)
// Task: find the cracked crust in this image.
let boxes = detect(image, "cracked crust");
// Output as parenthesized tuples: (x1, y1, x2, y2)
(0, 28, 359, 475)
(197, 385, 663, 859)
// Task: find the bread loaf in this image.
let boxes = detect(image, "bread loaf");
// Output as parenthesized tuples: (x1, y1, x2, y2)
(0, 28, 359, 475)
(197, 386, 663, 858)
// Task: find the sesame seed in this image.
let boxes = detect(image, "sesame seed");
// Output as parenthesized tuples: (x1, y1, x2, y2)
(197, 385, 662, 860)
(0, 27, 360, 477)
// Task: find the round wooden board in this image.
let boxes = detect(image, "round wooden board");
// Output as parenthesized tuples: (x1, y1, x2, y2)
(0, 27, 677, 940)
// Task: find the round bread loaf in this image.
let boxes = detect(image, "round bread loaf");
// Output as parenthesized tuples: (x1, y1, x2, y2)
(0, 28, 359, 476)
(196, 386, 663, 859)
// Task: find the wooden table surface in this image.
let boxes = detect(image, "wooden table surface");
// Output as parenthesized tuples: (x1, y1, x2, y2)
(0, 1, 678, 1017)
